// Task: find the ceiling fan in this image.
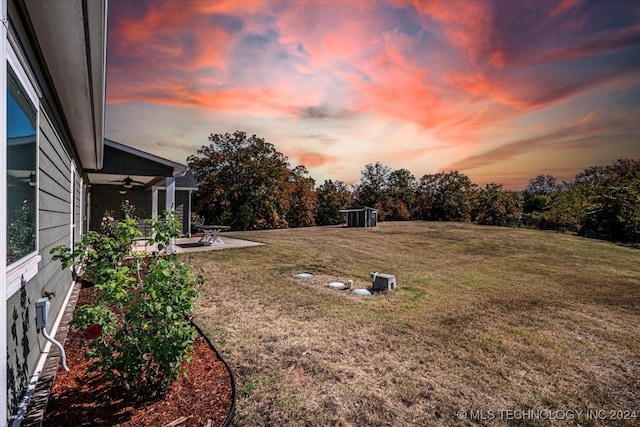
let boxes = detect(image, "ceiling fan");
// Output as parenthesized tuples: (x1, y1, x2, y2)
(111, 176, 145, 189)
(110, 176, 146, 194)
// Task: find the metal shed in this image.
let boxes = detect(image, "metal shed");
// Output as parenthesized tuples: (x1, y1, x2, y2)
(339, 206, 378, 227)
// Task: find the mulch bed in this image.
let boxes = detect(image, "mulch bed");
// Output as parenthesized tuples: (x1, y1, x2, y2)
(43, 285, 233, 427)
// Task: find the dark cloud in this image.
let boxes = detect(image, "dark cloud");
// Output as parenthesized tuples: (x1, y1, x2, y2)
(297, 105, 353, 120)
(207, 13, 244, 34)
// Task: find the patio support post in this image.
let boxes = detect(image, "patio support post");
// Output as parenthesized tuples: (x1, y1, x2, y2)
(187, 190, 192, 237)
(152, 186, 158, 218)
(165, 177, 175, 253)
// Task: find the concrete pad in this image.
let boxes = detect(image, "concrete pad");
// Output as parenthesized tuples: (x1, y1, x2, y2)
(131, 236, 264, 254)
(175, 236, 264, 253)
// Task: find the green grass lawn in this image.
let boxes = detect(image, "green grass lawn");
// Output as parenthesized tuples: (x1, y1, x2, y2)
(188, 221, 640, 426)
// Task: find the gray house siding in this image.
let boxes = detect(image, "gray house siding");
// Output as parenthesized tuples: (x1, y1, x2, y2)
(3, 0, 108, 424)
(6, 110, 75, 420)
(73, 170, 81, 246)
(159, 190, 190, 235)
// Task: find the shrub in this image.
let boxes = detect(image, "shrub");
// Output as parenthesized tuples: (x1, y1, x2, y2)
(51, 203, 202, 397)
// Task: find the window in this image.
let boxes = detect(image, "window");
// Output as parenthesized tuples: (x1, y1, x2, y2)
(6, 64, 37, 266)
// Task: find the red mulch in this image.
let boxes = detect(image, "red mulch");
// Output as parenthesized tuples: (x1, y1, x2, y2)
(43, 285, 233, 427)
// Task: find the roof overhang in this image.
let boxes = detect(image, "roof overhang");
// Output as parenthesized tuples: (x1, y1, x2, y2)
(86, 139, 187, 189)
(24, 0, 107, 170)
(339, 206, 376, 213)
(156, 185, 199, 191)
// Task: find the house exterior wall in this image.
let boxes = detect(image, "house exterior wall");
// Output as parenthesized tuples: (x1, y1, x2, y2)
(73, 166, 81, 246)
(4, 4, 83, 424)
(1, 2, 9, 423)
(159, 190, 191, 235)
(5, 108, 77, 423)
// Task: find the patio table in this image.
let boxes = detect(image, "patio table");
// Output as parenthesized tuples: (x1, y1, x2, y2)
(197, 225, 231, 245)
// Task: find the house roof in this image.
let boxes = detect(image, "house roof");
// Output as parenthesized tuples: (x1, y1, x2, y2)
(155, 170, 199, 191)
(86, 139, 188, 189)
(23, 0, 107, 170)
(174, 170, 199, 190)
(339, 206, 377, 213)
(103, 139, 186, 173)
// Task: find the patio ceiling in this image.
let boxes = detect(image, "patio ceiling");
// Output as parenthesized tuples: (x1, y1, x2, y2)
(86, 139, 186, 189)
(85, 173, 159, 189)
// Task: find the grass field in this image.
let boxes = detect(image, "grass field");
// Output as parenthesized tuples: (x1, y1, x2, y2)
(188, 222, 640, 426)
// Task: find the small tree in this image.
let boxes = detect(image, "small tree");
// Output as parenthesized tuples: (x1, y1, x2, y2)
(544, 184, 591, 233)
(188, 131, 292, 230)
(580, 159, 640, 242)
(523, 174, 561, 215)
(415, 171, 477, 222)
(353, 162, 392, 217)
(473, 183, 523, 227)
(286, 166, 317, 228)
(387, 168, 416, 220)
(315, 180, 353, 225)
(51, 203, 202, 397)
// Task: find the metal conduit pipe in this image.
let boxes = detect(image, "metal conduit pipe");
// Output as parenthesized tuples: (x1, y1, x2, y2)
(40, 326, 69, 371)
(36, 297, 70, 371)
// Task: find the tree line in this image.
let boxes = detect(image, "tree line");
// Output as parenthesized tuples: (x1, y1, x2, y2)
(187, 131, 640, 243)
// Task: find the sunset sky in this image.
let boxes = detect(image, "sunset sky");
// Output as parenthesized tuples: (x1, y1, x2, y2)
(105, 0, 640, 190)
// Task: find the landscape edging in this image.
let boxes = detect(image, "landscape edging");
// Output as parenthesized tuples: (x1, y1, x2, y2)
(191, 321, 237, 427)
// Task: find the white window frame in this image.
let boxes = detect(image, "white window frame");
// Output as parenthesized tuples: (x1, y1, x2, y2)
(5, 28, 41, 299)
(70, 160, 76, 248)
(2, 0, 9, 424)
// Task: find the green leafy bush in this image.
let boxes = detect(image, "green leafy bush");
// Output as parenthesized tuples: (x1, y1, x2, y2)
(51, 203, 202, 397)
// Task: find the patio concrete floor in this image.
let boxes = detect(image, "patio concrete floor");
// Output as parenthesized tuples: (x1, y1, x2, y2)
(132, 235, 264, 254)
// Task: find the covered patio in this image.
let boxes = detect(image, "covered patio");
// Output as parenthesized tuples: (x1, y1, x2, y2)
(85, 139, 197, 236)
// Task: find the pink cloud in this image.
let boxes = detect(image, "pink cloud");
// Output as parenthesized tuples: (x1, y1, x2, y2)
(548, 0, 582, 19)
(509, 24, 640, 67)
(106, 0, 640, 188)
(409, 0, 494, 65)
(445, 112, 640, 172)
(275, 1, 382, 67)
(578, 111, 601, 125)
(290, 151, 339, 168)
(110, 1, 236, 70)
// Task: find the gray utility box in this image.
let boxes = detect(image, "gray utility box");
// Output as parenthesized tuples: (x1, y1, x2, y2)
(372, 273, 396, 291)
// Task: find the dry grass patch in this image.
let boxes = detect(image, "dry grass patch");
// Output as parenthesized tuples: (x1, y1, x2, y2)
(189, 222, 640, 426)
